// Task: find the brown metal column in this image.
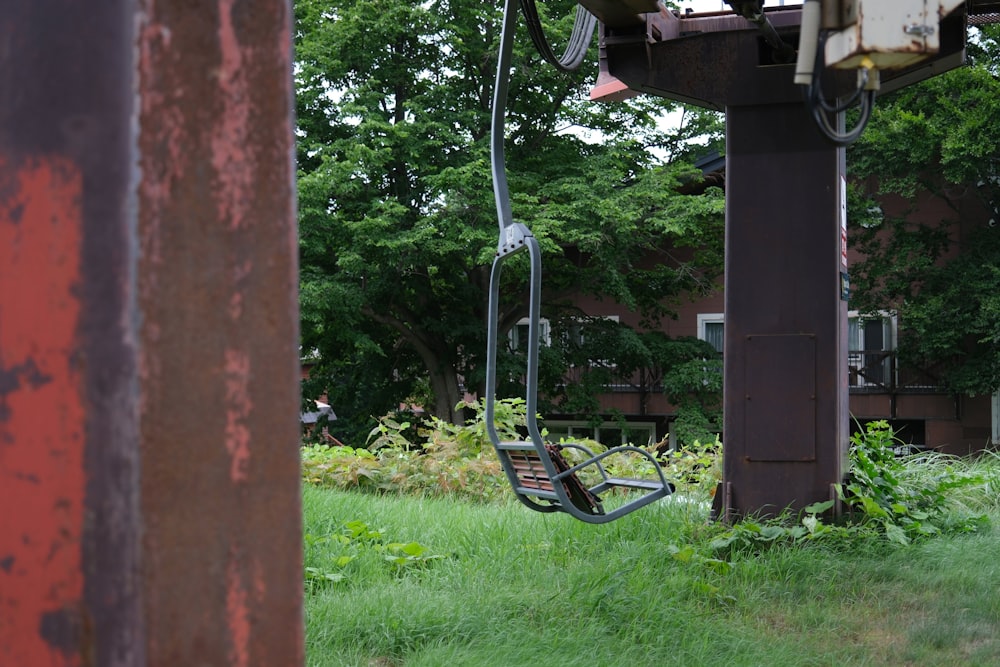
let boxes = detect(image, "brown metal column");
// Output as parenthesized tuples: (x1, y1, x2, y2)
(589, 6, 853, 517)
(1, 2, 144, 664)
(721, 103, 849, 518)
(136, 0, 304, 664)
(587, 4, 964, 518)
(1, 0, 303, 664)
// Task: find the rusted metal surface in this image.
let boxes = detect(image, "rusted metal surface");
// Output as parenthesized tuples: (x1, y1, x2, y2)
(137, 0, 303, 664)
(722, 103, 850, 517)
(600, 5, 966, 109)
(2, 0, 302, 664)
(577, 0, 659, 28)
(602, 7, 809, 110)
(1, 2, 142, 665)
(593, 2, 974, 517)
(0, 157, 94, 667)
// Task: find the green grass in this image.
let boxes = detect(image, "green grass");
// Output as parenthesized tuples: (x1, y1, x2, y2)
(303, 474, 1000, 667)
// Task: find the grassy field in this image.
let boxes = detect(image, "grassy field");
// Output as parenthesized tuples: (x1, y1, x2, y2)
(303, 478, 1000, 667)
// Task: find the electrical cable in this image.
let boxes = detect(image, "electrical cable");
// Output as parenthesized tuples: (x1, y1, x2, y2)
(802, 31, 877, 146)
(518, 0, 596, 72)
(809, 86, 874, 146)
(814, 67, 868, 114)
(493, 0, 596, 234)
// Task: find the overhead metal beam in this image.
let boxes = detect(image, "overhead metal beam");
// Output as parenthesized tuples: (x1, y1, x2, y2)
(593, 5, 967, 107)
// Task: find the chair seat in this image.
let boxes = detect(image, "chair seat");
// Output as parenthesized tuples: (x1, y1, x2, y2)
(492, 437, 672, 523)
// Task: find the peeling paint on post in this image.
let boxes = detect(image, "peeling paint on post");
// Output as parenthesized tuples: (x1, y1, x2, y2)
(2, 0, 302, 664)
(0, 158, 88, 667)
(137, 0, 303, 664)
(1, 1, 143, 664)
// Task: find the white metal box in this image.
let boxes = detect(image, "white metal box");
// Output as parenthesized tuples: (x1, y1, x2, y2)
(825, 0, 964, 70)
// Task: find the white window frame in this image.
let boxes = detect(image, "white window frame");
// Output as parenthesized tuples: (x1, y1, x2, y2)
(697, 313, 725, 354)
(509, 317, 550, 351)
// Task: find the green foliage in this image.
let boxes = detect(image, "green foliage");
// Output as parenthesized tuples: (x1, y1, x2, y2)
(662, 438, 722, 501)
(709, 502, 864, 558)
(302, 397, 679, 502)
(304, 479, 1000, 666)
(837, 420, 989, 544)
(301, 401, 519, 502)
(304, 519, 446, 593)
(304, 413, 994, 569)
(301, 418, 1000, 664)
(705, 421, 992, 558)
(301, 438, 508, 503)
(295, 0, 725, 430)
(302, 443, 375, 463)
(848, 26, 1000, 396)
(365, 416, 418, 451)
(646, 333, 723, 446)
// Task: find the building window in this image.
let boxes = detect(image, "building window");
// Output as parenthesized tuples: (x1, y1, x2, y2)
(566, 315, 620, 368)
(848, 311, 896, 389)
(509, 317, 550, 351)
(697, 313, 725, 353)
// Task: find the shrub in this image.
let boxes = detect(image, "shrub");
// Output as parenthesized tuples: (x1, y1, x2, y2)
(837, 420, 989, 544)
(301, 398, 684, 503)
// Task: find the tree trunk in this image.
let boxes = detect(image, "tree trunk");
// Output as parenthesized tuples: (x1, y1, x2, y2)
(426, 363, 464, 425)
(365, 309, 466, 424)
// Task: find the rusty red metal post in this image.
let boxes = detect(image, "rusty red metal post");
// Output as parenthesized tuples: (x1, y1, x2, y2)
(1, 1, 303, 664)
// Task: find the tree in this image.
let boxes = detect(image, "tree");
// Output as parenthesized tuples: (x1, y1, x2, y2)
(295, 0, 725, 442)
(847, 25, 1000, 397)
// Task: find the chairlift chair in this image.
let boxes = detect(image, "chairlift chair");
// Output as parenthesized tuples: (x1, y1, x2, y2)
(484, 0, 673, 523)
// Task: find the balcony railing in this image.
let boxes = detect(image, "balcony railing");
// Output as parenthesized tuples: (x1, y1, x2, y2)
(848, 349, 943, 393)
(554, 350, 946, 396)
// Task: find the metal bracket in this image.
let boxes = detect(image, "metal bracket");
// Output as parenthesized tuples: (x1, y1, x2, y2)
(497, 221, 533, 258)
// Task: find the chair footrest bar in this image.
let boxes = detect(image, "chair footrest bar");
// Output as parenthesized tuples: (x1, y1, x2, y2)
(496, 441, 538, 450)
(604, 478, 668, 491)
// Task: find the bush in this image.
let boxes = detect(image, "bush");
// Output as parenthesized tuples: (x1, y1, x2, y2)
(301, 398, 689, 503)
(837, 420, 990, 544)
(710, 421, 993, 557)
(301, 401, 514, 502)
(301, 411, 991, 553)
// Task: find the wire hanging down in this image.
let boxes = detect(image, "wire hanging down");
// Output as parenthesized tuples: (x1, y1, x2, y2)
(518, 0, 596, 72)
(804, 33, 877, 146)
(794, 0, 877, 146)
